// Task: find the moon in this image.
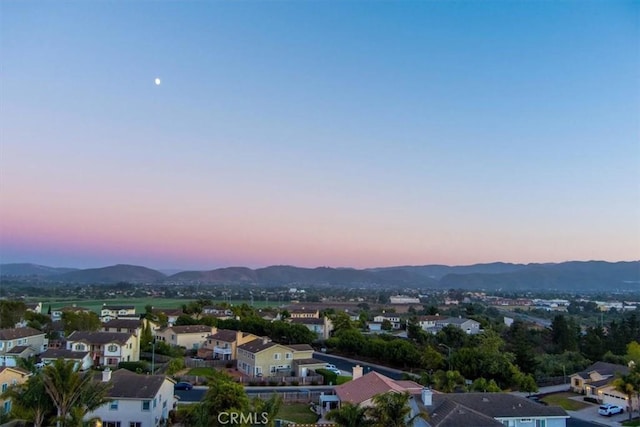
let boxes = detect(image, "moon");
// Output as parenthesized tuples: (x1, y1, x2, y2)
(154, 78, 161, 86)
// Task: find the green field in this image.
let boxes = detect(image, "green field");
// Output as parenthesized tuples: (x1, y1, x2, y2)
(32, 298, 275, 314)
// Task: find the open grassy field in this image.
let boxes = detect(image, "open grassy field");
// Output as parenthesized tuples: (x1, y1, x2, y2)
(33, 298, 274, 314)
(541, 392, 591, 411)
(276, 403, 318, 424)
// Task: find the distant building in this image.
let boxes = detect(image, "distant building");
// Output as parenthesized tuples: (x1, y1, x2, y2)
(289, 308, 320, 319)
(155, 325, 214, 350)
(66, 331, 138, 367)
(389, 296, 420, 305)
(100, 304, 136, 322)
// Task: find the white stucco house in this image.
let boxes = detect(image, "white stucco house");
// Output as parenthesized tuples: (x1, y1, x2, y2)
(87, 368, 176, 427)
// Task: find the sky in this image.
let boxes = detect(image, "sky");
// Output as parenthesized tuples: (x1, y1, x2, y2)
(1, 1, 639, 271)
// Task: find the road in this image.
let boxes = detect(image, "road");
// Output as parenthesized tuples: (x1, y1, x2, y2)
(312, 352, 411, 380)
(175, 385, 336, 403)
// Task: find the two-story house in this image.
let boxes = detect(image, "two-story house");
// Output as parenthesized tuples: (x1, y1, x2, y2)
(0, 327, 48, 367)
(51, 305, 92, 322)
(202, 306, 233, 318)
(100, 305, 136, 322)
(237, 338, 296, 377)
(288, 317, 334, 340)
(373, 314, 402, 329)
(198, 329, 259, 360)
(155, 325, 214, 350)
(0, 367, 31, 415)
(438, 317, 481, 334)
(87, 368, 176, 427)
(66, 331, 138, 367)
(569, 361, 635, 412)
(102, 319, 144, 362)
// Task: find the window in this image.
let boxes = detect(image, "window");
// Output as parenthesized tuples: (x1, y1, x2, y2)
(142, 400, 151, 411)
(103, 422, 121, 427)
(3, 401, 10, 413)
(129, 423, 142, 427)
(1, 383, 7, 393)
(535, 421, 546, 427)
(11, 379, 17, 385)
(274, 353, 281, 360)
(153, 398, 157, 408)
(107, 344, 118, 352)
(285, 353, 292, 359)
(75, 343, 85, 351)
(109, 400, 119, 410)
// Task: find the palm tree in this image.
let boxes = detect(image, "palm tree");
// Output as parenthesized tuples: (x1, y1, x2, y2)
(369, 391, 427, 427)
(0, 372, 54, 427)
(252, 394, 283, 427)
(42, 359, 111, 427)
(326, 402, 374, 427)
(613, 371, 640, 422)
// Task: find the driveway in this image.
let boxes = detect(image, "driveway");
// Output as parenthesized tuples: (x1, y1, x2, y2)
(568, 403, 628, 427)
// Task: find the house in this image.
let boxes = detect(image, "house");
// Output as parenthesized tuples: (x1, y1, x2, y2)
(417, 315, 446, 331)
(373, 314, 402, 329)
(39, 348, 93, 371)
(100, 304, 136, 322)
(288, 344, 326, 377)
(438, 317, 481, 335)
(289, 308, 320, 319)
(0, 367, 31, 415)
(237, 338, 315, 378)
(570, 361, 634, 411)
(198, 329, 259, 360)
(570, 361, 629, 394)
(0, 327, 48, 366)
(424, 392, 569, 427)
(334, 369, 423, 407)
(202, 306, 233, 317)
(25, 302, 42, 314)
(86, 368, 176, 427)
(152, 308, 183, 327)
(155, 325, 214, 350)
(102, 318, 144, 361)
(289, 316, 334, 340)
(51, 305, 92, 322)
(66, 331, 138, 367)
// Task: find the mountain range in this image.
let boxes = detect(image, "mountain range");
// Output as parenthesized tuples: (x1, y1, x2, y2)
(1, 261, 639, 291)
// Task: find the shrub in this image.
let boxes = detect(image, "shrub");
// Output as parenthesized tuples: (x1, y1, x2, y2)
(315, 368, 338, 385)
(118, 361, 150, 373)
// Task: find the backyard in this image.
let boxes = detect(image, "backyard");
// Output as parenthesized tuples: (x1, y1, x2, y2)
(276, 403, 319, 424)
(540, 392, 591, 411)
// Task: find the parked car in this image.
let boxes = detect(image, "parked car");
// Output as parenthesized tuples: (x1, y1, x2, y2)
(598, 404, 623, 416)
(174, 381, 193, 391)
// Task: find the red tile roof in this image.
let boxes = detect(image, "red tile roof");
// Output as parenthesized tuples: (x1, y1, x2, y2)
(335, 371, 422, 405)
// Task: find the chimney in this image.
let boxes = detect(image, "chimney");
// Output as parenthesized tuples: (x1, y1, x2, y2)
(352, 365, 363, 380)
(421, 388, 433, 406)
(102, 367, 112, 382)
(236, 330, 243, 343)
(262, 336, 270, 344)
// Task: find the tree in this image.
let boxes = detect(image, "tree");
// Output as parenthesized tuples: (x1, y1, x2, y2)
(251, 394, 282, 427)
(42, 359, 112, 427)
(185, 371, 250, 427)
(332, 312, 355, 334)
(61, 312, 101, 336)
(433, 370, 465, 393)
(0, 300, 26, 328)
(326, 402, 373, 427)
(518, 374, 538, 396)
(381, 319, 393, 331)
(369, 391, 426, 427)
(627, 341, 640, 366)
(1, 372, 54, 427)
(613, 370, 640, 421)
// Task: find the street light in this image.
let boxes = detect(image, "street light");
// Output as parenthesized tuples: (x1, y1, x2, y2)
(439, 343, 452, 371)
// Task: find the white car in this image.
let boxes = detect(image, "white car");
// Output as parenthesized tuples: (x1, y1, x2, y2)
(598, 404, 624, 416)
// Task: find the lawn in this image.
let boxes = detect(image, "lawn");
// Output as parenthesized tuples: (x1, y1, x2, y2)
(336, 375, 351, 385)
(540, 393, 591, 411)
(276, 403, 318, 424)
(187, 367, 217, 377)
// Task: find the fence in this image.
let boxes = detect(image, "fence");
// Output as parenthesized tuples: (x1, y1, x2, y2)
(185, 358, 236, 369)
(140, 352, 172, 363)
(246, 390, 327, 403)
(536, 375, 567, 388)
(239, 375, 324, 386)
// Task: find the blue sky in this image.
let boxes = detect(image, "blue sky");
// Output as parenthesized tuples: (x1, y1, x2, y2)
(1, 1, 638, 269)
